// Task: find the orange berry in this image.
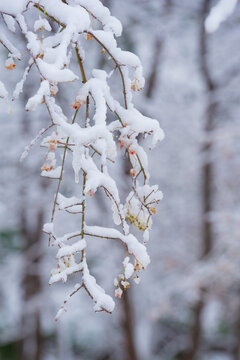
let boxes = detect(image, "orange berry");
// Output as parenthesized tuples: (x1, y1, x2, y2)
(49, 143, 56, 151)
(150, 207, 156, 214)
(41, 164, 54, 172)
(5, 60, 16, 70)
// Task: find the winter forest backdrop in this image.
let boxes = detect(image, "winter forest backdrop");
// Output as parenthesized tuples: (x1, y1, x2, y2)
(0, 0, 240, 360)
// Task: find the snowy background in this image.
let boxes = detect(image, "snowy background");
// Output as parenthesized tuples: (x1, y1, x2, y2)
(1, 0, 240, 360)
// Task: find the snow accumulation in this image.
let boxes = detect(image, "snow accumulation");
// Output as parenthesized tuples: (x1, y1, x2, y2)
(0, 81, 8, 99)
(75, 0, 122, 36)
(205, 0, 237, 33)
(0, 0, 28, 16)
(82, 259, 115, 313)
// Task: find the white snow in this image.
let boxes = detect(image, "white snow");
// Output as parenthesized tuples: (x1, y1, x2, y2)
(82, 259, 115, 313)
(76, 0, 122, 36)
(56, 239, 86, 259)
(2, 14, 16, 32)
(34, 18, 52, 32)
(0, 0, 28, 16)
(37, 58, 78, 83)
(41, 166, 62, 179)
(35, 0, 90, 32)
(0, 81, 8, 99)
(25, 80, 50, 111)
(85, 224, 150, 268)
(205, 0, 237, 33)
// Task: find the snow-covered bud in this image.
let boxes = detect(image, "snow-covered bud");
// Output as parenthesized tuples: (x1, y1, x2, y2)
(48, 139, 58, 152)
(50, 83, 59, 96)
(41, 152, 56, 172)
(88, 190, 95, 197)
(86, 33, 93, 40)
(128, 148, 136, 156)
(130, 169, 136, 177)
(115, 287, 123, 298)
(71, 98, 86, 110)
(131, 78, 142, 92)
(118, 139, 127, 150)
(5, 58, 16, 70)
(121, 281, 130, 290)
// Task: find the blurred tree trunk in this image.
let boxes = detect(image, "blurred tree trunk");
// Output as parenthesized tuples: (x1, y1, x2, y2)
(200, 0, 217, 260)
(121, 290, 139, 360)
(184, 1, 217, 358)
(18, 92, 45, 360)
(185, 294, 205, 360)
(233, 304, 240, 360)
(119, 159, 139, 360)
(145, 0, 172, 99)
(145, 38, 163, 99)
(19, 207, 44, 360)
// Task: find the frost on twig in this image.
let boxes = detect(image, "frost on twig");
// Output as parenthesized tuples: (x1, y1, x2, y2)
(0, 0, 164, 316)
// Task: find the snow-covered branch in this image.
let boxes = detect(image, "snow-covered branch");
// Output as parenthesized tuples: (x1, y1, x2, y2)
(0, 0, 164, 317)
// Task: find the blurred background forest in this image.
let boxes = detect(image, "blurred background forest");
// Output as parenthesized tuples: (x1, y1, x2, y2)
(1, 0, 240, 359)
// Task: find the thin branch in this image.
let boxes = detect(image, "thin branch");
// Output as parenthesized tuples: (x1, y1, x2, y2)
(50, 109, 79, 224)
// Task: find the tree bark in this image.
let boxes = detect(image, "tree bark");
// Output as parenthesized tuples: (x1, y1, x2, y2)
(121, 290, 139, 360)
(18, 92, 45, 360)
(233, 304, 240, 360)
(199, 0, 217, 259)
(182, 1, 217, 358)
(186, 296, 204, 360)
(145, 38, 163, 99)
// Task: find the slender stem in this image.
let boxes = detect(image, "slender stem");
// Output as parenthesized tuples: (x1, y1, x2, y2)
(64, 283, 83, 304)
(144, 189, 154, 202)
(84, 232, 121, 241)
(75, 45, 89, 263)
(136, 153, 147, 184)
(50, 109, 79, 224)
(33, 4, 65, 27)
(75, 46, 87, 83)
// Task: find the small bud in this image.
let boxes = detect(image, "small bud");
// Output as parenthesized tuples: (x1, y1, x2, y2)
(115, 287, 123, 298)
(88, 190, 95, 197)
(150, 207, 156, 214)
(49, 143, 56, 151)
(86, 33, 93, 40)
(118, 140, 127, 150)
(128, 148, 136, 156)
(50, 84, 58, 96)
(41, 164, 54, 172)
(131, 84, 136, 92)
(71, 98, 86, 110)
(121, 281, 130, 290)
(5, 58, 16, 70)
(71, 100, 81, 110)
